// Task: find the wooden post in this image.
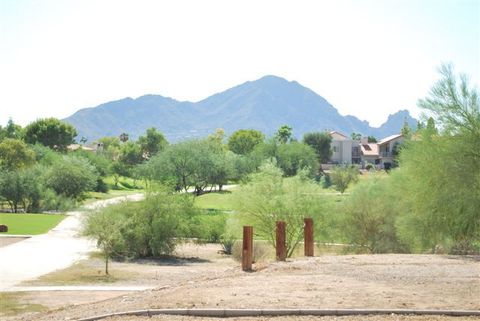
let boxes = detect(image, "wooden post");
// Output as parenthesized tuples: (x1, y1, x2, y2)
(304, 218, 314, 257)
(276, 221, 287, 261)
(242, 226, 253, 271)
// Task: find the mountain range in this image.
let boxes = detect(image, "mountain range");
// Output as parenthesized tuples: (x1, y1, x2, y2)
(63, 75, 417, 142)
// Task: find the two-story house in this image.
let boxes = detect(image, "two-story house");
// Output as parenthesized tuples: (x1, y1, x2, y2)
(329, 131, 404, 169)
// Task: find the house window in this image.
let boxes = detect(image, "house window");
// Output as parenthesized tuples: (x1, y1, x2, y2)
(333, 146, 338, 152)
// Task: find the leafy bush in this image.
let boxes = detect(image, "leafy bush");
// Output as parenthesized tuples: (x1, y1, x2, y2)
(40, 189, 75, 212)
(84, 188, 200, 262)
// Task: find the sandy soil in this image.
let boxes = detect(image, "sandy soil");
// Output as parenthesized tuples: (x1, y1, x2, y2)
(5, 244, 480, 321)
(104, 316, 480, 321)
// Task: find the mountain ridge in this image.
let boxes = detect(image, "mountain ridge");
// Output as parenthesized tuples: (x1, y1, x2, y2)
(64, 76, 417, 142)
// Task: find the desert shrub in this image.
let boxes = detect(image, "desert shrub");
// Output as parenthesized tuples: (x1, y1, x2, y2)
(220, 233, 236, 254)
(232, 240, 271, 264)
(330, 165, 359, 193)
(232, 162, 327, 257)
(84, 188, 200, 260)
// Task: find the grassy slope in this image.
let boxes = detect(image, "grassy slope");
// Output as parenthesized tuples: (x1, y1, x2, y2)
(194, 192, 235, 211)
(0, 213, 66, 235)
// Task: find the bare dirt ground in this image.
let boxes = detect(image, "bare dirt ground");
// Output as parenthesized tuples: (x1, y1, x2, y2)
(4, 243, 480, 321)
(0, 237, 28, 248)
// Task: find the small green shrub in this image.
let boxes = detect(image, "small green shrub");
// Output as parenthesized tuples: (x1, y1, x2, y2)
(220, 233, 236, 254)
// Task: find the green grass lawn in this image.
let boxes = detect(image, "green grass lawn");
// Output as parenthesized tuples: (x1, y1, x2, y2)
(103, 175, 146, 190)
(0, 213, 66, 235)
(194, 191, 235, 211)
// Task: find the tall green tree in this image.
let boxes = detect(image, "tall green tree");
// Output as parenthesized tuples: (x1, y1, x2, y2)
(119, 132, 129, 143)
(276, 142, 318, 177)
(45, 156, 99, 200)
(1, 119, 24, 140)
(275, 125, 293, 144)
(400, 120, 412, 139)
(24, 118, 77, 152)
(350, 132, 361, 141)
(302, 132, 332, 164)
(138, 127, 168, 159)
(227, 129, 264, 155)
(0, 138, 36, 170)
(119, 141, 143, 167)
(147, 139, 229, 194)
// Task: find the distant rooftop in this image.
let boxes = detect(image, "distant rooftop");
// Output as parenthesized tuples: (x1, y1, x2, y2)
(378, 134, 403, 145)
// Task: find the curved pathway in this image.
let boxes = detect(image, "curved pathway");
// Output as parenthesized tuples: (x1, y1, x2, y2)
(0, 193, 143, 291)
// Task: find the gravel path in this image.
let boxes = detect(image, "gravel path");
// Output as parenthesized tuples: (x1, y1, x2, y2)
(0, 194, 143, 290)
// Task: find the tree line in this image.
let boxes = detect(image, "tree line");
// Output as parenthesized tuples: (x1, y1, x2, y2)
(82, 63, 479, 266)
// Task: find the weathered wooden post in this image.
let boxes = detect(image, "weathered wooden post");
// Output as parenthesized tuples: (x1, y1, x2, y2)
(242, 226, 253, 271)
(304, 218, 314, 257)
(276, 221, 287, 261)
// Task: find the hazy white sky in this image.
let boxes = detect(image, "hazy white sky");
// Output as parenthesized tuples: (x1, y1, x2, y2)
(1, 0, 479, 127)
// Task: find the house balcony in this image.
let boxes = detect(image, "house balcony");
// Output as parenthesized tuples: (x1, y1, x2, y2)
(380, 152, 393, 157)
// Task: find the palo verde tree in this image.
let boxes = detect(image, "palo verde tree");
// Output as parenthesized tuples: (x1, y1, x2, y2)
(233, 162, 327, 257)
(395, 63, 480, 253)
